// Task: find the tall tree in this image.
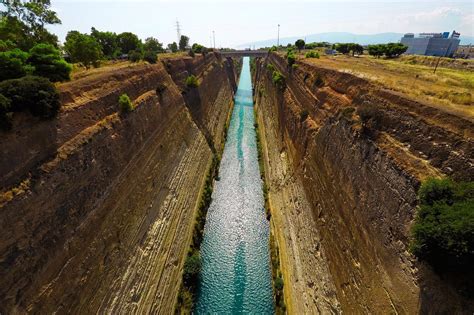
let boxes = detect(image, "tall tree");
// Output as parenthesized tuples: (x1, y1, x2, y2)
(64, 31, 102, 69)
(90, 27, 119, 59)
(167, 42, 177, 53)
(179, 35, 189, 51)
(117, 32, 141, 55)
(0, 0, 60, 49)
(295, 39, 305, 52)
(143, 37, 163, 54)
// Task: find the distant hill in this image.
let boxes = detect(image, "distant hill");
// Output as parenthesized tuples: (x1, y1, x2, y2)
(238, 32, 474, 48)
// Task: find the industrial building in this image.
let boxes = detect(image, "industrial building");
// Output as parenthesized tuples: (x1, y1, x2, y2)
(401, 31, 461, 57)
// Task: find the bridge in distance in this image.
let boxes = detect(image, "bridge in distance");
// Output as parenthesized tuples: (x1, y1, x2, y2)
(219, 50, 268, 58)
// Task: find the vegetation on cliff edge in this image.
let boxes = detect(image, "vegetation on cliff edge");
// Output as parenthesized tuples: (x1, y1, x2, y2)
(411, 177, 474, 271)
(254, 110, 286, 313)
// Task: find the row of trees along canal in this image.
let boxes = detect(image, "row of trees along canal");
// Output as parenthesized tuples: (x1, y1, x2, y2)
(267, 39, 408, 58)
(0, 0, 212, 131)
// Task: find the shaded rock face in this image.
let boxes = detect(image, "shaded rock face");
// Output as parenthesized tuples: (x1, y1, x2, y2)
(0, 54, 237, 314)
(253, 54, 474, 314)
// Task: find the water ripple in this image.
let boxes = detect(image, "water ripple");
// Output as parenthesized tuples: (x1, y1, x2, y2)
(195, 57, 274, 314)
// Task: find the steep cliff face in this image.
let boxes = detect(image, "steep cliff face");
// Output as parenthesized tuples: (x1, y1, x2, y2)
(253, 53, 474, 314)
(0, 53, 236, 314)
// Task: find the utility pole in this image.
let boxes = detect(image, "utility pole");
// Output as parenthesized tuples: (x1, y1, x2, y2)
(277, 24, 280, 48)
(175, 19, 182, 43)
(213, 30, 216, 49)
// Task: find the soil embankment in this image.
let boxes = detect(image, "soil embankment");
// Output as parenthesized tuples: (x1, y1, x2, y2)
(0, 53, 237, 314)
(253, 53, 474, 314)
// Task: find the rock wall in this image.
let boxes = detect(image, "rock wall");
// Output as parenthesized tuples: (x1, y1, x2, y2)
(0, 54, 236, 314)
(253, 53, 474, 314)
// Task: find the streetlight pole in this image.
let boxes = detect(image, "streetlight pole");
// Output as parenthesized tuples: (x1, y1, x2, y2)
(277, 24, 280, 48)
(213, 30, 216, 49)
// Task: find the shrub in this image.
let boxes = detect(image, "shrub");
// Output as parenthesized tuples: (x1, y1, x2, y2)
(183, 252, 201, 288)
(143, 50, 157, 64)
(188, 49, 195, 58)
(0, 48, 30, 81)
(28, 43, 72, 82)
(128, 49, 142, 62)
(305, 51, 320, 59)
(0, 76, 60, 118)
(411, 178, 474, 270)
(266, 63, 275, 72)
(118, 93, 133, 113)
(357, 103, 382, 129)
(272, 71, 285, 90)
(0, 93, 12, 130)
(286, 50, 296, 67)
(268, 45, 277, 52)
(300, 109, 309, 122)
(275, 276, 284, 291)
(185, 75, 199, 88)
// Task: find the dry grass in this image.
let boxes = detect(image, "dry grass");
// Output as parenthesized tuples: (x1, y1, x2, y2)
(65, 52, 189, 82)
(302, 54, 474, 120)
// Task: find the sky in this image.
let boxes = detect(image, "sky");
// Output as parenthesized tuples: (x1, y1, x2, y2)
(47, 0, 474, 48)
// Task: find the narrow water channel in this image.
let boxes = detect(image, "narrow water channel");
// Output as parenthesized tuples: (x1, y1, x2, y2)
(195, 57, 274, 313)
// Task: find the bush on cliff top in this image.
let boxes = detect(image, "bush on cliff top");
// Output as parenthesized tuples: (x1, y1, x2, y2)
(0, 76, 60, 119)
(118, 93, 133, 113)
(411, 178, 474, 270)
(305, 51, 320, 59)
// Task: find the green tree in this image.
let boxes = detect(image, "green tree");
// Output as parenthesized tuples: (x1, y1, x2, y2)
(64, 31, 102, 69)
(143, 37, 163, 54)
(191, 43, 205, 53)
(117, 32, 141, 54)
(335, 43, 350, 54)
(0, 39, 15, 51)
(349, 43, 363, 56)
(367, 44, 384, 58)
(0, 48, 30, 81)
(90, 27, 119, 59)
(295, 39, 305, 52)
(179, 35, 189, 51)
(167, 42, 178, 53)
(384, 43, 408, 58)
(27, 43, 71, 82)
(0, 0, 60, 50)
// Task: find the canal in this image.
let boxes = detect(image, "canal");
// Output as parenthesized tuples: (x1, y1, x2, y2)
(195, 57, 274, 313)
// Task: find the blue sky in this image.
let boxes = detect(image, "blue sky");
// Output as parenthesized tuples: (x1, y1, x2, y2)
(48, 0, 473, 47)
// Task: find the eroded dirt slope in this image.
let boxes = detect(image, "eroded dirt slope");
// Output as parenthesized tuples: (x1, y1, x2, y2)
(0, 53, 236, 314)
(254, 53, 474, 314)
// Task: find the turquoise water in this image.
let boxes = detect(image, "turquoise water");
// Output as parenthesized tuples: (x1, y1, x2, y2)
(195, 57, 274, 314)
